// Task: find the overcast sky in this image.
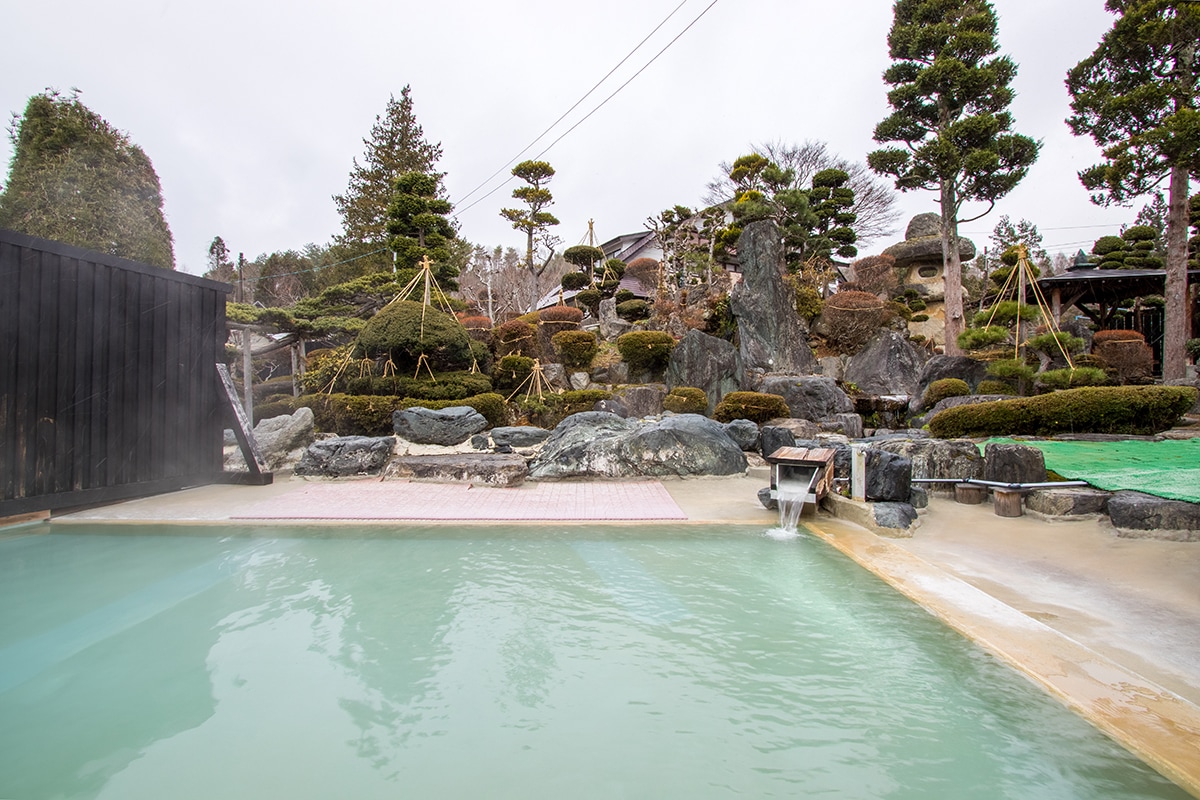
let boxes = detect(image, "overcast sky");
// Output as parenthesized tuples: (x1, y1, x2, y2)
(2, 0, 1144, 275)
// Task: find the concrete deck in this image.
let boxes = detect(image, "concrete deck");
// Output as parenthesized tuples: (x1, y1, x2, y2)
(15, 473, 1200, 796)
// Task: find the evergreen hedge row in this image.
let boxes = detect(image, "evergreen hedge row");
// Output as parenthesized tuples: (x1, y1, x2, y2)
(927, 386, 1197, 438)
(297, 392, 507, 436)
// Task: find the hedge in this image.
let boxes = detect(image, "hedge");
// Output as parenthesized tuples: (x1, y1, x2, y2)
(927, 385, 1197, 438)
(713, 391, 790, 424)
(552, 329, 598, 369)
(296, 392, 507, 436)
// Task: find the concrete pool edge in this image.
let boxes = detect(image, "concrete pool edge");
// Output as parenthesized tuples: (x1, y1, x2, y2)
(805, 517, 1200, 799)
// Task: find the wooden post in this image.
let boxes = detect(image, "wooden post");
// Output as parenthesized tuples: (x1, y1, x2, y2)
(850, 445, 866, 502)
(992, 488, 1024, 517)
(241, 328, 253, 422)
(215, 363, 272, 485)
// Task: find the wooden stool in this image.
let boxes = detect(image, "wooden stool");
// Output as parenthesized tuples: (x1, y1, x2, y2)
(992, 487, 1025, 517)
(955, 483, 987, 504)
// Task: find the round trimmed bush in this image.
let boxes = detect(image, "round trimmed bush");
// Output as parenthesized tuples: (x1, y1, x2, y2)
(713, 391, 790, 424)
(356, 300, 474, 373)
(460, 315, 494, 345)
(616, 299, 650, 321)
(575, 288, 602, 314)
(616, 331, 676, 372)
(923, 378, 970, 408)
(540, 305, 584, 325)
(793, 284, 823, 322)
(663, 386, 709, 415)
(552, 330, 598, 370)
(561, 271, 590, 291)
(977, 379, 1016, 395)
(1092, 329, 1145, 344)
(494, 319, 538, 358)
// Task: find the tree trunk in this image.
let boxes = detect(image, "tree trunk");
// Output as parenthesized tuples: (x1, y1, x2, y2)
(940, 181, 965, 356)
(1163, 164, 1190, 381)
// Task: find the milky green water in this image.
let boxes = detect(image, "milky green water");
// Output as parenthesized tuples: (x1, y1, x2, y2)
(0, 524, 1189, 799)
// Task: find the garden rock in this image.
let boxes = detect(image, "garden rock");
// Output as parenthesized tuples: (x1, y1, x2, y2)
(914, 355, 989, 409)
(296, 436, 394, 477)
(865, 449, 912, 502)
(759, 426, 797, 459)
(874, 438, 984, 489)
(1026, 487, 1110, 517)
(758, 376, 853, 421)
(723, 419, 760, 451)
(393, 406, 489, 446)
(591, 360, 629, 385)
(598, 298, 632, 340)
(1107, 491, 1200, 541)
(529, 412, 746, 479)
(614, 384, 666, 418)
(248, 407, 316, 469)
(873, 502, 919, 530)
(490, 426, 552, 448)
(843, 330, 925, 397)
(569, 371, 591, 391)
(665, 329, 739, 415)
(386, 454, 528, 486)
(729, 220, 816, 380)
(762, 418, 820, 441)
(594, 398, 630, 417)
(984, 442, 1046, 484)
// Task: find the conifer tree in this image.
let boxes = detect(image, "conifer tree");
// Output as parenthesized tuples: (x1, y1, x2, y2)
(386, 171, 458, 289)
(868, 0, 1039, 354)
(332, 86, 442, 274)
(1066, 0, 1200, 379)
(500, 160, 560, 305)
(0, 89, 175, 268)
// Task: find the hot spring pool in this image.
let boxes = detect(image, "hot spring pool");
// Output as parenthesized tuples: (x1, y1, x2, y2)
(0, 523, 1189, 799)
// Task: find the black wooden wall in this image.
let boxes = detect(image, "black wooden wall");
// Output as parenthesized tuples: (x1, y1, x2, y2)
(0, 229, 231, 516)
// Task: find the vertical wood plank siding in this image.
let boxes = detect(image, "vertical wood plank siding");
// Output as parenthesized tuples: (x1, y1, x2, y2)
(0, 229, 231, 515)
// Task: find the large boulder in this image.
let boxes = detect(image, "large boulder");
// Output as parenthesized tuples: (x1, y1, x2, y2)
(598, 297, 632, 341)
(528, 412, 746, 479)
(1026, 486, 1111, 517)
(874, 438, 984, 487)
(665, 329, 739, 415)
(843, 330, 926, 397)
(490, 426, 552, 448)
(723, 419, 760, 451)
(1107, 491, 1200, 541)
(613, 384, 667, 418)
(295, 436, 394, 477)
(386, 454, 528, 486)
(729, 220, 816, 381)
(865, 449, 912, 502)
(758, 376, 853, 421)
(984, 442, 1046, 484)
(244, 407, 316, 470)
(760, 425, 797, 459)
(393, 406, 489, 446)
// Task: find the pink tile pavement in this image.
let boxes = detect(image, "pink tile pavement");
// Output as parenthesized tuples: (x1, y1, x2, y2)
(234, 480, 687, 521)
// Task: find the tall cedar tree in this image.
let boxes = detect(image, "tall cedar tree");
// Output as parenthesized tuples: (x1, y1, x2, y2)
(1066, 0, 1200, 379)
(386, 171, 458, 289)
(0, 89, 175, 268)
(332, 86, 442, 274)
(500, 160, 559, 306)
(868, 0, 1039, 355)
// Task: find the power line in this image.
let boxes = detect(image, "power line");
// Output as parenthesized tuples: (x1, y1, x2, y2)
(452, 0, 692, 209)
(452, 0, 723, 219)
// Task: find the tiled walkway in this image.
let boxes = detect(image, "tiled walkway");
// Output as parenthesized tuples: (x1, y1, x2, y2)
(233, 480, 688, 521)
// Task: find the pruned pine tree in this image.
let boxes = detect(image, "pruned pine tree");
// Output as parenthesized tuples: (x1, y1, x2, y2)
(868, 0, 1039, 355)
(500, 160, 560, 307)
(1066, 0, 1200, 379)
(0, 89, 175, 268)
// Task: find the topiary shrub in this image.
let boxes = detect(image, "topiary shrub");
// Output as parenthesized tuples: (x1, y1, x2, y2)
(821, 290, 886, 353)
(971, 301, 1041, 328)
(957, 325, 1009, 351)
(560, 271, 589, 291)
(793, 284, 824, 322)
(517, 388, 612, 429)
(614, 288, 636, 304)
(494, 318, 538, 358)
(985, 358, 1037, 394)
(923, 378, 970, 408)
(1092, 328, 1145, 344)
(552, 330, 598, 370)
(492, 354, 535, 392)
(713, 391, 791, 424)
(928, 385, 1197, 438)
(460, 315, 494, 343)
(663, 386, 709, 415)
(1186, 338, 1200, 362)
(343, 371, 493, 400)
(295, 393, 399, 436)
(616, 330, 676, 372)
(910, 313, 930, 322)
(616, 299, 650, 321)
(355, 300, 474, 372)
(574, 288, 602, 315)
(539, 305, 584, 325)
